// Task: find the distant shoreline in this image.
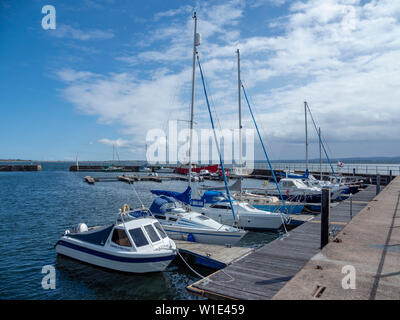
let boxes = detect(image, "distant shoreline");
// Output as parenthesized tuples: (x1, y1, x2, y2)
(1, 156, 400, 165)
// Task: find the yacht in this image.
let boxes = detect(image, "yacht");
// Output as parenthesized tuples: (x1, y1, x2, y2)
(149, 195, 247, 245)
(266, 178, 342, 203)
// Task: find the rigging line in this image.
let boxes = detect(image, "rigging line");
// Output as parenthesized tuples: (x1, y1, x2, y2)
(126, 178, 145, 208)
(197, 54, 237, 222)
(240, 80, 277, 163)
(321, 133, 334, 159)
(241, 82, 285, 204)
(305, 103, 338, 179)
(201, 63, 223, 133)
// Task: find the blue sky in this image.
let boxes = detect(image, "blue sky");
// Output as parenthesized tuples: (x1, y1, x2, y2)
(1, 0, 399, 161)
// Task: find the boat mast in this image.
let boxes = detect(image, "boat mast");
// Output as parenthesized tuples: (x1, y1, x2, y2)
(76, 152, 79, 172)
(319, 127, 322, 180)
(304, 101, 309, 172)
(237, 48, 243, 197)
(188, 12, 199, 189)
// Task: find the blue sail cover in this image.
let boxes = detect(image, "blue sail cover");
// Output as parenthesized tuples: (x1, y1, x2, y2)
(201, 191, 227, 204)
(149, 196, 179, 214)
(276, 169, 309, 179)
(150, 186, 192, 205)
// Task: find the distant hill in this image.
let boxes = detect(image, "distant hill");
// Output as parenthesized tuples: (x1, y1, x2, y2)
(263, 156, 400, 164)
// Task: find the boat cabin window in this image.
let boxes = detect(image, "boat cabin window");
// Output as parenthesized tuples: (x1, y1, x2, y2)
(155, 215, 166, 220)
(197, 215, 210, 220)
(111, 229, 132, 247)
(154, 222, 167, 239)
(128, 228, 149, 248)
(144, 224, 161, 243)
(168, 217, 177, 222)
(210, 204, 231, 210)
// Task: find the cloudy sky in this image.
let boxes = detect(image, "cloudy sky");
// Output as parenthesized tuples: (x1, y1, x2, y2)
(1, 0, 399, 161)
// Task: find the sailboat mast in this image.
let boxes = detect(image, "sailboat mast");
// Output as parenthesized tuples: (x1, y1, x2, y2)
(319, 127, 322, 180)
(304, 101, 309, 172)
(188, 12, 198, 188)
(237, 49, 243, 196)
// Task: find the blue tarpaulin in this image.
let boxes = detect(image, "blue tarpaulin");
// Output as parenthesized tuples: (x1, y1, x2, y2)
(151, 186, 192, 205)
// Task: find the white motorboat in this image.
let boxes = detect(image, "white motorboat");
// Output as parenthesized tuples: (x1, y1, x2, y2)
(305, 174, 348, 198)
(139, 165, 151, 172)
(149, 196, 247, 245)
(198, 198, 287, 230)
(155, 166, 174, 173)
(56, 206, 177, 273)
(199, 169, 210, 176)
(266, 178, 342, 203)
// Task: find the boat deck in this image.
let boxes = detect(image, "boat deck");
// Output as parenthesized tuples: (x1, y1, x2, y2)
(186, 185, 377, 299)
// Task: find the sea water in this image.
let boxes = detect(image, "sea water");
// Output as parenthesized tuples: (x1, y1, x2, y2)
(0, 163, 278, 300)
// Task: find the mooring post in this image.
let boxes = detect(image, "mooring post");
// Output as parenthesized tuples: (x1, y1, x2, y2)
(321, 188, 330, 249)
(353, 168, 355, 176)
(349, 193, 353, 220)
(376, 174, 381, 195)
(389, 170, 392, 182)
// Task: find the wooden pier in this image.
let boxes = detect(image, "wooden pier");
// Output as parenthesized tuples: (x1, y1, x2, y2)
(0, 164, 42, 171)
(187, 185, 378, 299)
(176, 240, 253, 270)
(272, 176, 400, 300)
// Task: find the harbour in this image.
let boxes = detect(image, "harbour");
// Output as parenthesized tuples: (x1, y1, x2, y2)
(1, 161, 398, 300)
(2, 0, 400, 305)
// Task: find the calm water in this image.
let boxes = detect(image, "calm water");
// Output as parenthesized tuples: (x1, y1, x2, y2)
(0, 163, 278, 300)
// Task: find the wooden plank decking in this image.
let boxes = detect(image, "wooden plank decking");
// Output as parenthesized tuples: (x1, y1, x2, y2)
(187, 185, 378, 300)
(176, 240, 254, 269)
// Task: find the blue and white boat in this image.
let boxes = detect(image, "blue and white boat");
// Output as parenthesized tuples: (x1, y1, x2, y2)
(265, 178, 343, 203)
(235, 191, 305, 214)
(149, 195, 247, 245)
(55, 206, 177, 273)
(198, 193, 287, 230)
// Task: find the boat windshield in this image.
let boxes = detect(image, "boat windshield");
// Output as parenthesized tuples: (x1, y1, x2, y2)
(128, 228, 149, 248)
(161, 201, 182, 212)
(144, 224, 161, 243)
(154, 222, 167, 239)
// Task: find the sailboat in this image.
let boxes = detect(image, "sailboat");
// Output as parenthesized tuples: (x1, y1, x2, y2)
(149, 12, 247, 244)
(217, 50, 304, 215)
(197, 49, 288, 228)
(103, 144, 124, 172)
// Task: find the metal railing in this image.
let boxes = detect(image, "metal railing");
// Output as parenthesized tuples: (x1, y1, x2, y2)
(253, 162, 400, 176)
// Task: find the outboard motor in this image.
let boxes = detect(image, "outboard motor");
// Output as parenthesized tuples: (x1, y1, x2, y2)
(75, 223, 88, 233)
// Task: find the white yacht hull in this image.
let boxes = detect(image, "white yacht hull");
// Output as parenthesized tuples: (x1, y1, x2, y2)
(56, 239, 176, 273)
(201, 210, 284, 230)
(161, 225, 246, 246)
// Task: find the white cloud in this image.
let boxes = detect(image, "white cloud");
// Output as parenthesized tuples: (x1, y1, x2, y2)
(51, 24, 114, 40)
(98, 138, 132, 148)
(57, 0, 400, 158)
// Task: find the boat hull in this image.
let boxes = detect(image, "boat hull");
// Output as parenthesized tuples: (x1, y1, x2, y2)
(253, 204, 304, 215)
(56, 240, 175, 273)
(161, 225, 246, 245)
(201, 211, 284, 230)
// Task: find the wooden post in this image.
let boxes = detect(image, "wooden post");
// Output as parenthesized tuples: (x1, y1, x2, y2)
(321, 188, 330, 249)
(350, 193, 353, 220)
(376, 174, 381, 195)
